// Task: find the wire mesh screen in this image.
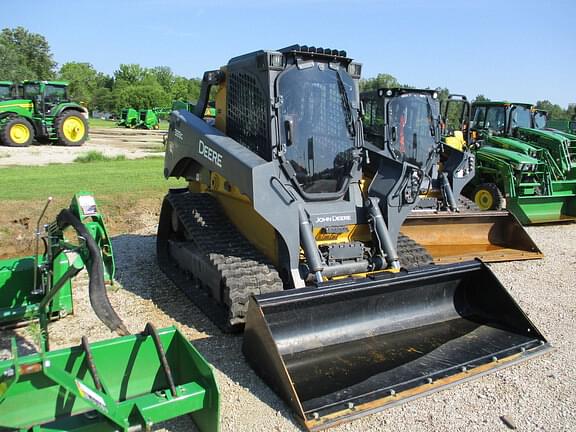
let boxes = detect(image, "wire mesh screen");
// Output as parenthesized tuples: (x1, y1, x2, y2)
(227, 72, 270, 160)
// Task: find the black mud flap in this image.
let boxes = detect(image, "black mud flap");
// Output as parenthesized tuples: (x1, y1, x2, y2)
(242, 261, 550, 431)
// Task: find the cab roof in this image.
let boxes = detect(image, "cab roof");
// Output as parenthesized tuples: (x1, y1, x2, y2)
(473, 101, 533, 109)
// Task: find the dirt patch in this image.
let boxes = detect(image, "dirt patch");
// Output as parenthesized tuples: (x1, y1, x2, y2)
(0, 195, 163, 260)
(0, 127, 165, 167)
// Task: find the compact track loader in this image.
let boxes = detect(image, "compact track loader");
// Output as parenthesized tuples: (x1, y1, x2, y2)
(158, 45, 550, 429)
(361, 89, 541, 263)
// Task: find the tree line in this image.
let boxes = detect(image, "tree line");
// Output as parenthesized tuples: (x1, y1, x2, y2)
(1, 27, 574, 119)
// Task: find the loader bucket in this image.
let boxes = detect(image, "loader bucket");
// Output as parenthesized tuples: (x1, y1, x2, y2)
(509, 196, 576, 224)
(243, 261, 550, 431)
(0, 325, 219, 432)
(507, 189, 576, 225)
(401, 210, 542, 263)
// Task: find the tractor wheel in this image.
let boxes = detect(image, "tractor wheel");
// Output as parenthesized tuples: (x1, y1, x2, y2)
(55, 110, 88, 146)
(1, 117, 34, 147)
(473, 183, 505, 211)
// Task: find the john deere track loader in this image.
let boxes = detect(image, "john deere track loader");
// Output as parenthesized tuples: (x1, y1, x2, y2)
(361, 89, 541, 263)
(158, 45, 550, 430)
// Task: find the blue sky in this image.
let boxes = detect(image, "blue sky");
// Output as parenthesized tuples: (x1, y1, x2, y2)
(2, 0, 575, 107)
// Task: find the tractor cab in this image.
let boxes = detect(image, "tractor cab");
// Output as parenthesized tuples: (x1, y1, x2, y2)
(471, 101, 533, 137)
(533, 109, 548, 130)
(22, 81, 71, 116)
(0, 81, 14, 101)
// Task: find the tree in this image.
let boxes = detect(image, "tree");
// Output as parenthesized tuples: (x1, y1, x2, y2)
(150, 66, 175, 93)
(114, 64, 147, 84)
(535, 100, 570, 120)
(0, 26, 56, 79)
(0, 40, 29, 80)
(59, 62, 100, 104)
(473, 94, 490, 103)
(359, 73, 401, 91)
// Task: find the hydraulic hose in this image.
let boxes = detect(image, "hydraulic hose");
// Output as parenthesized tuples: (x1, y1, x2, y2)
(56, 209, 129, 336)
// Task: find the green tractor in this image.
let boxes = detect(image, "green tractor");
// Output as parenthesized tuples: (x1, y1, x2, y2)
(468, 101, 576, 223)
(0, 80, 89, 147)
(117, 107, 139, 128)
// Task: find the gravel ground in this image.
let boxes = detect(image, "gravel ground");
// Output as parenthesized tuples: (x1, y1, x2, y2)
(0, 127, 164, 167)
(1, 223, 574, 431)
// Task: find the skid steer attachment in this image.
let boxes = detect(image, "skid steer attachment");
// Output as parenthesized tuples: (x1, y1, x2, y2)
(243, 261, 549, 430)
(0, 324, 220, 432)
(0, 192, 119, 332)
(401, 210, 542, 263)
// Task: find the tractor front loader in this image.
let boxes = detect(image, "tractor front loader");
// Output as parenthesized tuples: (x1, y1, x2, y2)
(361, 89, 541, 263)
(468, 101, 576, 224)
(158, 45, 549, 430)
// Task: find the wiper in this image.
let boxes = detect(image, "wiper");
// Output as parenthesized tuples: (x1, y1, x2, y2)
(336, 69, 355, 136)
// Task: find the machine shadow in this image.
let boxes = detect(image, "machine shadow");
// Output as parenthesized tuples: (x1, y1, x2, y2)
(111, 233, 304, 430)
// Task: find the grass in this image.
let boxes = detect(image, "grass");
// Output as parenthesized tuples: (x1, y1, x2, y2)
(0, 157, 185, 201)
(74, 151, 126, 163)
(89, 118, 117, 128)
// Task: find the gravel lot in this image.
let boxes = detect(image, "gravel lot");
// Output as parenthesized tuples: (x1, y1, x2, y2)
(2, 222, 574, 432)
(0, 127, 164, 167)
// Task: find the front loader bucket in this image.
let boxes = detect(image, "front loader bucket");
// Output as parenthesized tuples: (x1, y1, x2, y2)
(401, 210, 542, 263)
(0, 325, 219, 432)
(508, 192, 576, 225)
(243, 261, 549, 431)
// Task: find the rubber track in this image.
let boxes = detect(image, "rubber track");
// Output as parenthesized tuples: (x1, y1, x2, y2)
(397, 233, 434, 270)
(457, 196, 481, 212)
(165, 192, 283, 331)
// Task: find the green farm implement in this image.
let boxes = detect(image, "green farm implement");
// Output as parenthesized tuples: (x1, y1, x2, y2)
(0, 324, 219, 432)
(117, 108, 139, 128)
(0, 81, 88, 147)
(0, 192, 115, 332)
(137, 109, 161, 130)
(469, 101, 576, 224)
(0, 193, 220, 431)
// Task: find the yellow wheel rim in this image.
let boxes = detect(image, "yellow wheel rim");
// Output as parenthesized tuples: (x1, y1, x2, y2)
(475, 189, 494, 210)
(62, 116, 86, 142)
(9, 123, 30, 144)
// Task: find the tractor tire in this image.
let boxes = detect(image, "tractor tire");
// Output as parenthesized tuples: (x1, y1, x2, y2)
(473, 183, 505, 211)
(1, 117, 34, 147)
(55, 110, 88, 146)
